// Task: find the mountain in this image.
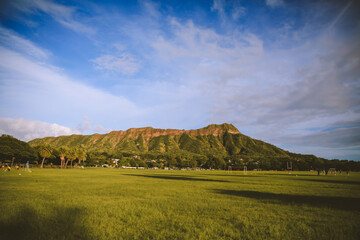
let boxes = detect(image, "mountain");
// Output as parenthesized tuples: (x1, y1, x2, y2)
(28, 123, 290, 158)
(0, 134, 37, 161)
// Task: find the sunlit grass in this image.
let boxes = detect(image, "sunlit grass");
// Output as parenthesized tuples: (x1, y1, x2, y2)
(0, 168, 359, 239)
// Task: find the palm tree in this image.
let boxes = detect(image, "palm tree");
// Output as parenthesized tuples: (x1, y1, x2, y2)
(64, 147, 76, 168)
(58, 146, 68, 169)
(77, 148, 86, 166)
(70, 147, 78, 168)
(39, 144, 52, 168)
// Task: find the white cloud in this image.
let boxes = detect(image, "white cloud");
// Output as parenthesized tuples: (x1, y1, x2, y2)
(93, 124, 111, 133)
(92, 53, 141, 75)
(0, 118, 80, 141)
(152, 19, 263, 65)
(211, 0, 227, 25)
(265, 0, 284, 8)
(211, 0, 225, 14)
(75, 117, 112, 134)
(211, 0, 246, 23)
(36, 0, 95, 34)
(206, 37, 360, 138)
(143, 9, 359, 158)
(10, 0, 95, 35)
(231, 5, 246, 20)
(277, 126, 360, 149)
(0, 26, 50, 60)
(140, 0, 161, 19)
(75, 116, 92, 134)
(0, 45, 143, 131)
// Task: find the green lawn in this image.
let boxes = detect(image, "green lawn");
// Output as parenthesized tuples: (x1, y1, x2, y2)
(0, 168, 359, 240)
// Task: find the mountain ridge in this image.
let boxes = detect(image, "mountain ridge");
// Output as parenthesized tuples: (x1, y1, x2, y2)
(28, 123, 291, 158)
(29, 123, 240, 143)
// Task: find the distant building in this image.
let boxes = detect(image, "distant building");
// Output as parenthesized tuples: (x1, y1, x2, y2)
(112, 159, 120, 165)
(121, 166, 136, 169)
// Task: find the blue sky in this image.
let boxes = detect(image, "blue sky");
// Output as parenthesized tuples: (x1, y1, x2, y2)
(0, 0, 359, 160)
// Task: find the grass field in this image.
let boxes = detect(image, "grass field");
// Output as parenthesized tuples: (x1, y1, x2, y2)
(0, 168, 359, 240)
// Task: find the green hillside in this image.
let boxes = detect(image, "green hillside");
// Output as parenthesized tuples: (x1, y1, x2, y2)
(0, 134, 37, 162)
(29, 123, 290, 158)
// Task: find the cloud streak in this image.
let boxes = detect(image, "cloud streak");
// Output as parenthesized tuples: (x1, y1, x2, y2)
(265, 0, 284, 8)
(282, 127, 360, 148)
(0, 26, 50, 60)
(92, 53, 141, 75)
(9, 0, 95, 34)
(327, 0, 353, 31)
(211, 0, 246, 24)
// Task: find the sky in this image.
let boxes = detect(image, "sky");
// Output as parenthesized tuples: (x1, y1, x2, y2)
(0, 0, 359, 160)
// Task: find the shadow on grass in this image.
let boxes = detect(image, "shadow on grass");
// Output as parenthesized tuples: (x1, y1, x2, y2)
(263, 173, 316, 177)
(126, 174, 229, 182)
(293, 178, 360, 185)
(212, 189, 360, 212)
(0, 206, 91, 240)
(209, 174, 261, 178)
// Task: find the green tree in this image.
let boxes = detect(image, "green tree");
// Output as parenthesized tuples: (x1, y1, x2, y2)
(167, 155, 177, 168)
(77, 148, 86, 165)
(58, 146, 69, 168)
(213, 156, 225, 169)
(196, 155, 207, 168)
(129, 158, 137, 167)
(189, 158, 197, 168)
(65, 147, 76, 168)
(39, 144, 52, 168)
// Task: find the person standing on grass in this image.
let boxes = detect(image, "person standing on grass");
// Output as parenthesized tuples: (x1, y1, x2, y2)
(7, 166, 11, 171)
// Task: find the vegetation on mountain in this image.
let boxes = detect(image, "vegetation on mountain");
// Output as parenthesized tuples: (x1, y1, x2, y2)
(28, 124, 287, 157)
(0, 134, 37, 163)
(1, 123, 359, 170)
